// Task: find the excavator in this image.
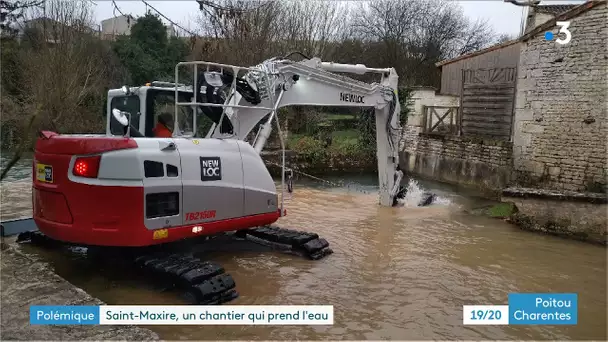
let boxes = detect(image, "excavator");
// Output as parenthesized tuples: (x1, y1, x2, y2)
(1, 56, 431, 305)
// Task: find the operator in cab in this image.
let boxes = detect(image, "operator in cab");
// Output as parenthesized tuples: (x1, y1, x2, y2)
(153, 113, 174, 138)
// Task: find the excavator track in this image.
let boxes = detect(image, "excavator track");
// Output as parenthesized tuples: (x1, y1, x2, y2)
(15, 231, 238, 305)
(132, 253, 237, 305)
(235, 225, 333, 260)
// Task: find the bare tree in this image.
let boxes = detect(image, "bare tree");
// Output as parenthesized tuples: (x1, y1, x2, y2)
(496, 33, 516, 43)
(0, 0, 43, 37)
(193, 0, 350, 65)
(277, 0, 351, 59)
(193, 0, 284, 65)
(351, 0, 494, 86)
(1, 0, 124, 180)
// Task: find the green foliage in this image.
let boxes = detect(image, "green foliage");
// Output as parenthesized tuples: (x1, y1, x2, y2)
(112, 13, 188, 85)
(326, 114, 356, 121)
(292, 136, 327, 164)
(486, 202, 517, 218)
(289, 129, 372, 167)
(397, 87, 414, 124)
(332, 129, 359, 140)
(330, 129, 360, 154)
(130, 13, 168, 49)
(356, 86, 413, 152)
(0, 38, 23, 96)
(356, 108, 375, 150)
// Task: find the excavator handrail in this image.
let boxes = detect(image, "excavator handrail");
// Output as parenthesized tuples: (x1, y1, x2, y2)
(173, 60, 276, 138)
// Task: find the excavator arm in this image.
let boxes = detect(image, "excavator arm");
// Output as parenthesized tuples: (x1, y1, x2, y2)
(174, 57, 404, 207)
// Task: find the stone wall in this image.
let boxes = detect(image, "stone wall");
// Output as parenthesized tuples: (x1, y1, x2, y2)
(401, 135, 513, 193)
(512, 2, 608, 192)
(502, 187, 607, 245)
(400, 88, 513, 192)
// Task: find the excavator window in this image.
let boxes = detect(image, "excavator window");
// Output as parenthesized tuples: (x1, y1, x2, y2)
(110, 95, 140, 136)
(145, 90, 194, 137)
(144, 160, 164, 177)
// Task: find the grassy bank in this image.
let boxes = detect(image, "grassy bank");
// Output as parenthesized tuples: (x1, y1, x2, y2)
(265, 128, 377, 174)
(278, 110, 378, 173)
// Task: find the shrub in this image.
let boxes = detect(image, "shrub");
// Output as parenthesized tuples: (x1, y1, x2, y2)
(292, 136, 327, 163)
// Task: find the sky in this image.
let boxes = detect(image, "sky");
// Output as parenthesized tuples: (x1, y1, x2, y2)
(92, 0, 588, 37)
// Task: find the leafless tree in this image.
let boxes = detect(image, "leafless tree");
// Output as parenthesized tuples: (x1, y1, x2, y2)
(0, 0, 43, 36)
(193, 0, 283, 65)
(496, 33, 516, 43)
(276, 0, 351, 59)
(351, 0, 495, 86)
(1, 0, 125, 180)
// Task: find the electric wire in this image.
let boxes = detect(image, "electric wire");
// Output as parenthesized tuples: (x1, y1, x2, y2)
(140, 0, 197, 37)
(111, 0, 128, 19)
(264, 161, 374, 195)
(196, 0, 275, 13)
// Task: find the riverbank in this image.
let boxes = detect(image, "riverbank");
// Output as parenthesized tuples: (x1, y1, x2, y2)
(469, 188, 608, 246)
(502, 187, 608, 246)
(263, 147, 608, 246)
(261, 150, 377, 177)
(0, 239, 159, 341)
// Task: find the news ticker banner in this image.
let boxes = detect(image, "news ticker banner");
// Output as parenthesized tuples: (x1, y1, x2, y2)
(31, 305, 333, 325)
(29, 293, 577, 326)
(463, 293, 577, 325)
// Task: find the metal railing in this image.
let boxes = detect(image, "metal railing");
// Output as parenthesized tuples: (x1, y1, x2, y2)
(173, 60, 288, 217)
(173, 60, 278, 138)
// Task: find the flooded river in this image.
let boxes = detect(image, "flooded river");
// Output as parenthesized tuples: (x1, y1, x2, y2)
(1, 155, 606, 340)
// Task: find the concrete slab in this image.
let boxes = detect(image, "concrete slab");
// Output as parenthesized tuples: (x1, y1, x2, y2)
(0, 241, 159, 341)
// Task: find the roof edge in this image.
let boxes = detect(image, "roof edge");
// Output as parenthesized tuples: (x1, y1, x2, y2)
(520, 0, 606, 42)
(435, 39, 520, 67)
(435, 0, 607, 68)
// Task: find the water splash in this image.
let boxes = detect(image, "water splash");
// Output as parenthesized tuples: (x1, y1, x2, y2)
(399, 179, 451, 207)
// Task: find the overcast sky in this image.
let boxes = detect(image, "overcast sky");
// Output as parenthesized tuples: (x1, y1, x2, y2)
(92, 0, 587, 37)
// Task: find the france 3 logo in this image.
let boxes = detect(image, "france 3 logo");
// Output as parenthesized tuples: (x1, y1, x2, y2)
(544, 21, 572, 45)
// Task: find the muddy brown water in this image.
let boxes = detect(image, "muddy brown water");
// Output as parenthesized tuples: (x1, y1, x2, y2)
(1, 157, 606, 340)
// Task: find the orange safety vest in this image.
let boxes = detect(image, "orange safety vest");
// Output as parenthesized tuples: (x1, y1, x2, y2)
(153, 123, 172, 138)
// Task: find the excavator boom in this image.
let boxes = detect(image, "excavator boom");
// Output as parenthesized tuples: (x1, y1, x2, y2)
(173, 57, 404, 207)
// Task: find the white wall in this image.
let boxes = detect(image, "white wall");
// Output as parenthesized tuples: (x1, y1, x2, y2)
(101, 15, 132, 36)
(407, 87, 460, 127)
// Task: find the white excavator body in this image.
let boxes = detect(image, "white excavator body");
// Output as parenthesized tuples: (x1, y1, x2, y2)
(29, 56, 404, 248)
(108, 57, 404, 207)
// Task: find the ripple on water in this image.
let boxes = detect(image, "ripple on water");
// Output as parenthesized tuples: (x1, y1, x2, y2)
(1, 169, 606, 341)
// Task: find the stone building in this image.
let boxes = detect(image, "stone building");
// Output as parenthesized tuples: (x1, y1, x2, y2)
(512, 0, 607, 192)
(400, 0, 607, 194)
(523, 4, 579, 33)
(100, 14, 178, 41)
(100, 15, 133, 40)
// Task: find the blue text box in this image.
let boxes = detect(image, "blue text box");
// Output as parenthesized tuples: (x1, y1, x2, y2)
(508, 293, 577, 325)
(30, 305, 100, 325)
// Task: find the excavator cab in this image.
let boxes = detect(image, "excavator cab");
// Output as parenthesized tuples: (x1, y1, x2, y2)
(106, 72, 251, 140)
(106, 84, 199, 138)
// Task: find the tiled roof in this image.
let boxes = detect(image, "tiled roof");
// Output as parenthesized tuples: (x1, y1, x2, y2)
(535, 4, 579, 15)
